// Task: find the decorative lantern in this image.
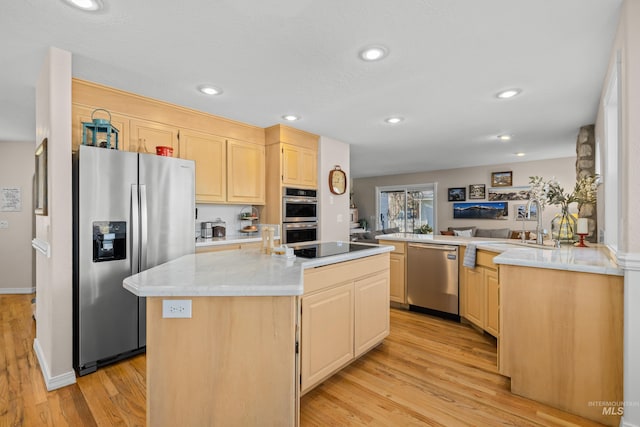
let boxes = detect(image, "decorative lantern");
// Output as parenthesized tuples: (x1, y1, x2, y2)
(82, 109, 119, 149)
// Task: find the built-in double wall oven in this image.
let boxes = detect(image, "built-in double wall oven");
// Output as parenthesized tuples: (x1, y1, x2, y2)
(282, 187, 318, 244)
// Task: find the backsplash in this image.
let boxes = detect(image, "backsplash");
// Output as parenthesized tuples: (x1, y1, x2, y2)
(195, 204, 252, 238)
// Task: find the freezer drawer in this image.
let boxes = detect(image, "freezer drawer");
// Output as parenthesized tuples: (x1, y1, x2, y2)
(407, 243, 459, 318)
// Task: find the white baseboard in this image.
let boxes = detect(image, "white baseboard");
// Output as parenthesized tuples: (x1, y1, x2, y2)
(0, 287, 36, 294)
(33, 338, 76, 391)
(622, 418, 639, 427)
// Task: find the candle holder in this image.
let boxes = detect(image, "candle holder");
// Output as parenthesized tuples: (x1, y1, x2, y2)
(576, 233, 588, 247)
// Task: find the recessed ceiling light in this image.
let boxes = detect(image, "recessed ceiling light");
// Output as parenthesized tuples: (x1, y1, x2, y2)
(385, 116, 404, 124)
(359, 45, 388, 62)
(61, 0, 103, 11)
(282, 115, 300, 121)
(496, 89, 522, 99)
(515, 152, 526, 157)
(198, 85, 223, 96)
(498, 134, 512, 141)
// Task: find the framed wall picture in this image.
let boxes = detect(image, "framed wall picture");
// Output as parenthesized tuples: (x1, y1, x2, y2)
(515, 203, 537, 221)
(448, 187, 466, 201)
(491, 171, 513, 187)
(453, 202, 508, 220)
(34, 138, 48, 216)
(488, 186, 530, 201)
(468, 184, 485, 199)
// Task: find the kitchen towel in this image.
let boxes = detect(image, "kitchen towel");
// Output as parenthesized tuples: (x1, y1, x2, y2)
(463, 243, 477, 268)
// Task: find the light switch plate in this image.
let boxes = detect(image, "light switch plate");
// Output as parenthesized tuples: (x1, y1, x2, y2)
(0, 220, 8, 229)
(162, 299, 192, 318)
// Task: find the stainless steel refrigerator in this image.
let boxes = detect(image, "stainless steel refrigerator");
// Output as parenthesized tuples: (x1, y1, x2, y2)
(73, 145, 195, 376)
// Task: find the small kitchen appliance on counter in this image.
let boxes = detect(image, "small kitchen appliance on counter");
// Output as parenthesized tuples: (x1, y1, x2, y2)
(201, 221, 213, 239)
(212, 218, 226, 238)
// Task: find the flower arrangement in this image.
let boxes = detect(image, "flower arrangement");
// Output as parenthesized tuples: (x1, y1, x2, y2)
(528, 175, 599, 211)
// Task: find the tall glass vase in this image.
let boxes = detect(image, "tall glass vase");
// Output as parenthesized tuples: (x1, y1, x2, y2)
(551, 206, 577, 243)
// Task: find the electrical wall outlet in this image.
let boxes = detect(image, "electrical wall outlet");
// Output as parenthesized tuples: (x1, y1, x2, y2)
(0, 220, 8, 229)
(162, 299, 192, 318)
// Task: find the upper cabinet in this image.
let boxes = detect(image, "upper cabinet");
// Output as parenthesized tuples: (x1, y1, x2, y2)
(227, 139, 265, 204)
(282, 143, 317, 188)
(178, 130, 226, 203)
(129, 119, 179, 156)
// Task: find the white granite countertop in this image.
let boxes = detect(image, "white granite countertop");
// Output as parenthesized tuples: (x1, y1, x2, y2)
(123, 242, 393, 297)
(376, 233, 623, 276)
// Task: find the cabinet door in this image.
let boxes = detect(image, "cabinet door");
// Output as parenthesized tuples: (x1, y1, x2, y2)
(300, 282, 354, 394)
(130, 119, 179, 156)
(227, 139, 265, 204)
(465, 267, 485, 328)
(389, 253, 406, 304)
(179, 130, 226, 203)
(484, 268, 499, 337)
(354, 272, 390, 357)
(282, 144, 317, 188)
(72, 105, 130, 152)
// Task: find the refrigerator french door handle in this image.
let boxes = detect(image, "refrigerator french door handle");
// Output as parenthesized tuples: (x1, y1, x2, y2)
(131, 184, 140, 275)
(140, 184, 148, 271)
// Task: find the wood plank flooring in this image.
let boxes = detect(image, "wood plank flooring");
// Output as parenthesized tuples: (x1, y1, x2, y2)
(1, 294, 606, 426)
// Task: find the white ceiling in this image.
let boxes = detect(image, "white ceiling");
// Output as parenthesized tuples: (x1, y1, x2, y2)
(0, 0, 622, 178)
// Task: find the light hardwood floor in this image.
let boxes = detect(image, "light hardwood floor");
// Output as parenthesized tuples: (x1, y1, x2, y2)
(1, 294, 606, 426)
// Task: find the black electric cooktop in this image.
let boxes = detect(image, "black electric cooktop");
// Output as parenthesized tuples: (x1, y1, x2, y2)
(293, 242, 373, 259)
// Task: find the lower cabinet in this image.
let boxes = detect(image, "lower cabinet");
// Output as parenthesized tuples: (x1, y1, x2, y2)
(462, 249, 500, 338)
(300, 254, 390, 394)
(379, 240, 406, 304)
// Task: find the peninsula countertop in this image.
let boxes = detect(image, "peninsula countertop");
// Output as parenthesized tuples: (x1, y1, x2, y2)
(123, 242, 393, 297)
(376, 233, 622, 276)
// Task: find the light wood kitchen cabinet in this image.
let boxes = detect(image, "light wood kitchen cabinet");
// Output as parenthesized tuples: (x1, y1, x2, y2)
(354, 273, 390, 357)
(178, 130, 226, 203)
(379, 240, 406, 304)
(300, 282, 354, 392)
(129, 119, 179, 156)
(300, 254, 390, 394)
(461, 249, 499, 338)
(282, 143, 317, 188)
(72, 104, 130, 152)
(226, 138, 265, 204)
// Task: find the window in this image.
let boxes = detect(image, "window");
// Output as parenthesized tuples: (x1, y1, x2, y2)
(376, 184, 436, 233)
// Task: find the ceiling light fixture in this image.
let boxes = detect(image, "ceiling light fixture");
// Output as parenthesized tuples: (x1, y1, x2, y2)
(282, 115, 300, 121)
(61, 0, 103, 11)
(385, 116, 404, 124)
(496, 89, 522, 99)
(198, 85, 223, 96)
(515, 152, 526, 157)
(359, 45, 388, 62)
(498, 134, 512, 141)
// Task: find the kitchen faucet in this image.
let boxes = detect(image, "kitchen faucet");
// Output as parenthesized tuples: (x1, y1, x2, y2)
(526, 198, 544, 245)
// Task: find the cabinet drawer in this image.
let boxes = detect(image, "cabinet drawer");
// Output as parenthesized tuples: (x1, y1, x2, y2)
(304, 254, 389, 295)
(378, 240, 405, 254)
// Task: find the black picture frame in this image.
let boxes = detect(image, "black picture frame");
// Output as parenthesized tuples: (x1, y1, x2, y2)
(468, 184, 486, 199)
(448, 187, 466, 202)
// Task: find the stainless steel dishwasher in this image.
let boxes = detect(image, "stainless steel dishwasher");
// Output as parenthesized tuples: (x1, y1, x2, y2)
(407, 243, 459, 320)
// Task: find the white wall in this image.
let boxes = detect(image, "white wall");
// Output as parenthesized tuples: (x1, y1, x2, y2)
(595, 1, 640, 425)
(33, 47, 76, 390)
(353, 157, 576, 235)
(0, 142, 34, 293)
(318, 136, 350, 241)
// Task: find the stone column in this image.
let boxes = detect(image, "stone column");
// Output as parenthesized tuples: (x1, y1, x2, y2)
(576, 124, 597, 243)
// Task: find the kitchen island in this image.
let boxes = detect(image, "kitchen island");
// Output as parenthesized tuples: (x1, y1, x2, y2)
(123, 242, 392, 427)
(377, 232, 623, 426)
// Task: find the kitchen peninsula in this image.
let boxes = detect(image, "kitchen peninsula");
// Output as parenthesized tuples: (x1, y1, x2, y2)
(123, 242, 392, 427)
(377, 232, 623, 426)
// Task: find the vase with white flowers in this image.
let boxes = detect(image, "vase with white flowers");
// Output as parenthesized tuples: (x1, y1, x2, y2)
(529, 175, 599, 243)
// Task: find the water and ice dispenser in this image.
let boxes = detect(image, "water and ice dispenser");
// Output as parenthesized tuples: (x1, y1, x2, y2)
(92, 221, 126, 262)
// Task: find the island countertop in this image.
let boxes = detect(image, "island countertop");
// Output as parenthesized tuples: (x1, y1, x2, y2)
(123, 242, 393, 297)
(377, 233, 622, 276)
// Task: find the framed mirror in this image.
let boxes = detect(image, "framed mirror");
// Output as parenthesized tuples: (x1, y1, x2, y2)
(34, 138, 48, 215)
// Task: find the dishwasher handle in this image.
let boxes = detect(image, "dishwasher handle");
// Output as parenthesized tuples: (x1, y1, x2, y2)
(408, 243, 458, 252)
